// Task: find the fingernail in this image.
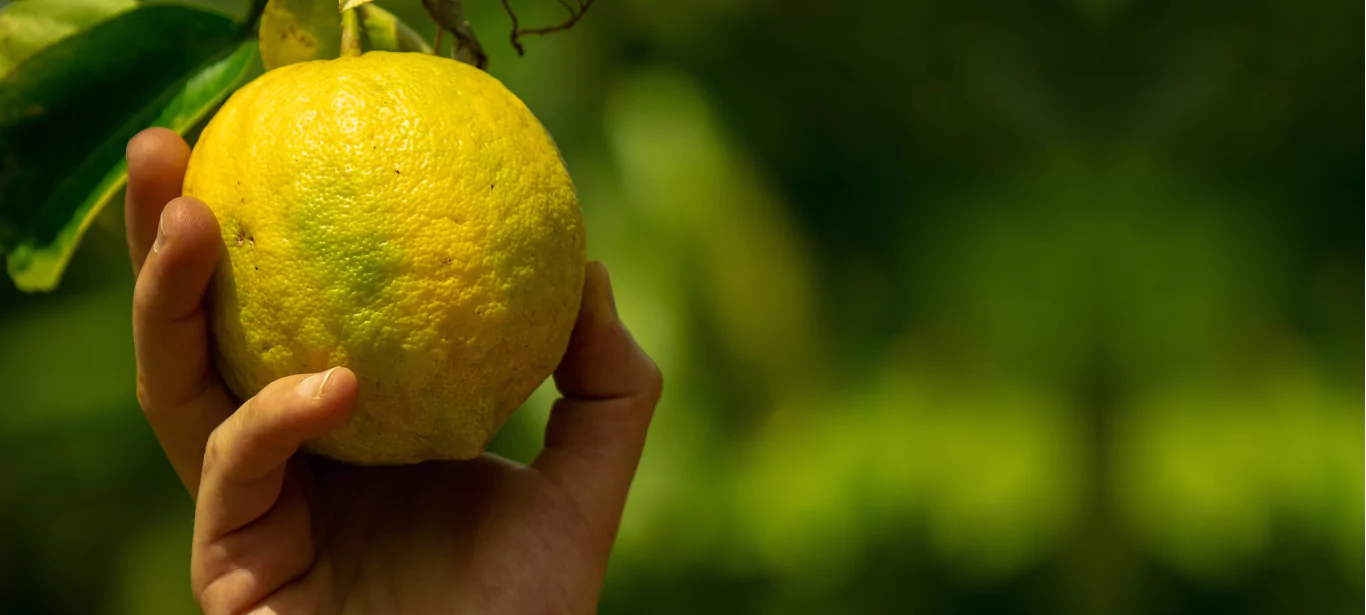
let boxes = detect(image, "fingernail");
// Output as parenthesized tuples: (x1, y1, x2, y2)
(152, 208, 168, 253)
(297, 367, 339, 399)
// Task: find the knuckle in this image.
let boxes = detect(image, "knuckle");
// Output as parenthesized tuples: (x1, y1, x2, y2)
(268, 374, 298, 395)
(638, 356, 664, 405)
(192, 571, 232, 615)
(202, 423, 232, 473)
(131, 272, 164, 323)
(188, 564, 211, 605)
(135, 372, 153, 415)
(255, 375, 299, 408)
(202, 433, 222, 472)
(131, 275, 153, 313)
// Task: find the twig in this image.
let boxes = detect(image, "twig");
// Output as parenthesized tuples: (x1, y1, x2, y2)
(243, 0, 269, 35)
(500, 0, 595, 57)
(340, 8, 363, 57)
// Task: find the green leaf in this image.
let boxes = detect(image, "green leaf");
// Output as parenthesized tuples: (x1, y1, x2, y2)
(0, 0, 138, 78)
(258, 0, 341, 69)
(149, 39, 262, 136)
(5, 39, 262, 292)
(0, 5, 254, 291)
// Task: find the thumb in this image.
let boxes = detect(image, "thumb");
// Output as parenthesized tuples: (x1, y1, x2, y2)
(191, 368, 356, 613)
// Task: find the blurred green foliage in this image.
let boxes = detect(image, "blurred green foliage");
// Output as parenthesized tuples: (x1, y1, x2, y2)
(1, 0, 1360, 613)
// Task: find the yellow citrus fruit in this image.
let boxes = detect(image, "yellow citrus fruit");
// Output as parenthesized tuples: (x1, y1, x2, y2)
(184, 52, 586, 465)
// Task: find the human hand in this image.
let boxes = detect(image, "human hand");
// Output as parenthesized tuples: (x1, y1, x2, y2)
(125, 128, 662, 614)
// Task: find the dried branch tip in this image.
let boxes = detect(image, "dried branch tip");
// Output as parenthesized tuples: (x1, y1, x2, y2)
(500, 0, 595, 56)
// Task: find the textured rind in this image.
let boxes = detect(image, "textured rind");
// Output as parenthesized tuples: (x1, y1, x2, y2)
(184, 52, 586, 465)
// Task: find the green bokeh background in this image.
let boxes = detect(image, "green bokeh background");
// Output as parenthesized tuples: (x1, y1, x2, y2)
(1, 0, 1361, 613)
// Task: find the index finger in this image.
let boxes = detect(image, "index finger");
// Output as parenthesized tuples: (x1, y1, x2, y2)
(126, 128, 191, 275)
(532, 262, 663, 537)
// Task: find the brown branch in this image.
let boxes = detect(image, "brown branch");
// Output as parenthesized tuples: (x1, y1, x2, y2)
(500, 0, 595, 57)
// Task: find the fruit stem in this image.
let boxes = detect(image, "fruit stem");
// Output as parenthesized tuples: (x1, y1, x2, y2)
(341, 8, 362, 57)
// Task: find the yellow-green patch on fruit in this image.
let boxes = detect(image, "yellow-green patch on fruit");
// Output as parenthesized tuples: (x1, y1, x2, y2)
(185, 51, 586, 465)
